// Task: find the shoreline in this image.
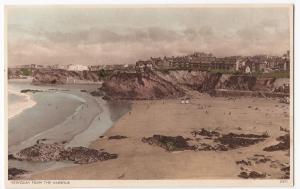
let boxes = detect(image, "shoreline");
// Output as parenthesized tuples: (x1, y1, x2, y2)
(8, 82, 131, 176)
(30, 94, 290, 180)
(8, 89, 37, 119)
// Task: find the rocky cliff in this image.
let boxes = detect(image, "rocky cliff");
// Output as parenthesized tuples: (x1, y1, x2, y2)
(32, 69, 102, 85)
(157, 71, 258, 91)
(102, 71, 185, 100)
(102, 70, 290, 100)
(8, 68, 33, 79)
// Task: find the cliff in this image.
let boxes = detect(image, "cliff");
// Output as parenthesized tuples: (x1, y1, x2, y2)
(32, 69, 103, 85)
(30, 68, 289, 99)
(8, 68, 33, 79)
(102, 70, 290, 100)
(102, 71, 185, 100)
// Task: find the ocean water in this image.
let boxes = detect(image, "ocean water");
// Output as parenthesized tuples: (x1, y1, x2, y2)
(7, 81, 84, 152)
(8, 81, 131, 174)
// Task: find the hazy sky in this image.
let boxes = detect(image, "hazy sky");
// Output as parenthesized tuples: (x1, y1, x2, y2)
(7, 6, 292, 66)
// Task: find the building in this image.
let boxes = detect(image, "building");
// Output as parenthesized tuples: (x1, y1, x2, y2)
(67, 64, 89, 71)
(135, 60, 154, 72)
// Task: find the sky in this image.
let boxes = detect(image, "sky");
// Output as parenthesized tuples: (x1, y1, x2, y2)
(7, 6, 292, 66)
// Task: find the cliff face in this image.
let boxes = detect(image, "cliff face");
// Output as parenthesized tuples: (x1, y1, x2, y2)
(31, 69, 289, 99)
(215, 74, 257, 91)
(32, 69, 102, 85)
(157, 71, 257, 91)
(102, 70, 290, 100)
(8, 68, 33, 79)
(102, 71, 185, 100)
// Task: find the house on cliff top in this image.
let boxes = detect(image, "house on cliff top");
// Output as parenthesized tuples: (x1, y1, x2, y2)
(67, 64, 89, 71)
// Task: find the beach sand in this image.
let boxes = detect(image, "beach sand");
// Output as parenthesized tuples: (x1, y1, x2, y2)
(30, 94, 291, 180)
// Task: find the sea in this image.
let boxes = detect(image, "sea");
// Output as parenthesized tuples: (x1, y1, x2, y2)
(7, 79, 131, 175)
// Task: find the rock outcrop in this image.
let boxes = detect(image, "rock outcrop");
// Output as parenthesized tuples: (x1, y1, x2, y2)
(142, 135, 193, 151)
(102, 71, 185, 100)
(32, 69, 103, 85)
(102, 70, 289, 100)
(263, 133, 290, 152)
(8, 168, 28, 180)
(12, 142, 117, 164)
(8, 68, 33, 79)
(142, 129, 269, 152)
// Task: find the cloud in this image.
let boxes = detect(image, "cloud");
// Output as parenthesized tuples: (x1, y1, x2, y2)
(7, 7, 291, 66)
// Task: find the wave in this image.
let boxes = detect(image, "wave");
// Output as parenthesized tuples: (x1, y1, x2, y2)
(8, 89, 37, 119)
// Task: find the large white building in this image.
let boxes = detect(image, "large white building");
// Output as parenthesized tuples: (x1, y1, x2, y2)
(67, 64, 89, 71)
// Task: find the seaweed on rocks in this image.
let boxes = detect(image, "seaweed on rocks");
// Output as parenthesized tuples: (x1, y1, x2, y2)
(61, 147, 118, 164)
(12, 142, 118, 164)
(144, 129, 269, 152)
(142, 135, 193, 151)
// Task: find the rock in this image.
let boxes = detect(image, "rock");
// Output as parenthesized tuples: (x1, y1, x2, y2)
(236, 160, 252, 166)
(279, 97, 290, 104)
(263, 133, 290, 152)
(8, 154, 18, 160)
(20, 89, 43, 93)
(191, 128, 220, 137)
(102, 71, 185, 100)
(36, 138, 48, 144)
(215, 132, 268, 149)
(32, 69, 102, 85)
(248, 171, 266, 179)
(142, 135, 193, 151)
(90, 90, 104, 97)
(281, 165, 290, 179)
(194, 143, 228, 151)
(13, 142, 117, 164)
(222, 132, 269, 139)
(144, 130, 269, 152)
(238, 171, 249, 179)
(238, 170, 266, 179)
(14, 143, 65, 162)
(108, 135, 128, 140)
(238, 154, 271, 166)
(280, 127, 289, 133)
(61, 147, 118, 164)
(8, 168, 28, 180)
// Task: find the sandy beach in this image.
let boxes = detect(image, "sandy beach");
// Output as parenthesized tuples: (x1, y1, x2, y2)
(30, 93, 291, 180)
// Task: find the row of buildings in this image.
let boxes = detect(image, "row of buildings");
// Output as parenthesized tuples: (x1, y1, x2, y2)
(135, 51, 290, 73)
(14, 63, 135, 72)
(12, 51, 290, 74)
(13, 64, 89, 71)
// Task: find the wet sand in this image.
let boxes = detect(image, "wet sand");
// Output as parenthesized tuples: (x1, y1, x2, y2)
(30, 94, 291, 180)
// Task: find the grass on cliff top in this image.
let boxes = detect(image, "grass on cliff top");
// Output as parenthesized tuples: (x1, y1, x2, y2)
(210, 69, 290, 78)
(157, 68, 290, 78)
(209, 69, 241, 75)
(252, 71, 290, 78)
